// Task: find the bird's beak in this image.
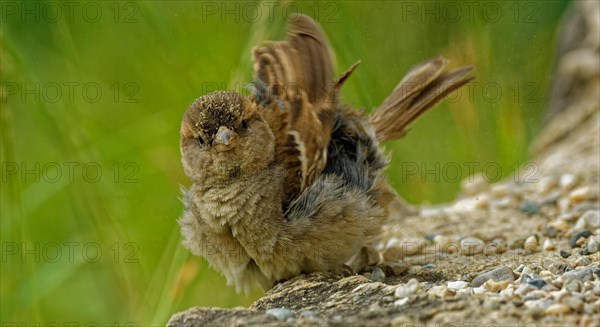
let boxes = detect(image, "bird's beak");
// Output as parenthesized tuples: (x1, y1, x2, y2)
(213, 126, 239, 152)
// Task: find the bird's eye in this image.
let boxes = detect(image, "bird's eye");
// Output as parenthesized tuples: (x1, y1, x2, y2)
(241, 120, 249, 130)
(197, 137, 205, 146)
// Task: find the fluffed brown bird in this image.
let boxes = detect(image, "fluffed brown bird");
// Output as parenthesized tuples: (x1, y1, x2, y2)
(179, 15, 474, 294)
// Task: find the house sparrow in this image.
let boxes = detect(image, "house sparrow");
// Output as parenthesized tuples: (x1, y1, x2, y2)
(179, 15, 474, 294)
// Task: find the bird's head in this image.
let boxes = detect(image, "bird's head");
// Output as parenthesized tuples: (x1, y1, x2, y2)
(180, 91, 275, 182)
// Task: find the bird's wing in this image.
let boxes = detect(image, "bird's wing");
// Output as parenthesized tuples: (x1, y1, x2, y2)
(252, 15, 345, 205)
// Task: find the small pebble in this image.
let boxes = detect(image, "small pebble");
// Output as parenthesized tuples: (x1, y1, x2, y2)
(433, 235, 458, 253)
(570, 230, 593, 248)
(491, 197, 519, 211)
(461, 173, 488, 195)
(558, 212, 579, 222)
(575, 215, 589, 230)
(569, 186, 597, 203)
(483, 279, 510, 292)
(447, 281, 469, 290)
(394, 278, 420, 298)
(520, 201, 540, 215)
(587, 237, 600, 253)
(408, 265, 422, 275)
(452, 195, 490, 212)
(472, 286, 486, 295)
(420, 206, 450, 218)
(471, 266, 515, 287)
(266, 308, 292, 321)
(559, 174, 578, 190)
(543, 239, 556, 251)
(383, 238, 425, 261)
(427, 285, 454, 298)
(560, 250, 571, 258)
(545, 303, 571, 315)
(521, 266, 534, 276)
(456, 288, 473, 298)
(524, 235, 538, 252)
(573, 202, 598, 213)
(549, 220, 570, 233)
(564, 296, 584, 312)
(564, 279, 582, 292)
(552, 278, 565, 289)
(370, 267, 386, 282)
(460, 237, 485, 255)
(523, 275, 547, 289)
(424, 232, 438, 241)
(514, 265, 526, 273)
(575, 257, 591, 267)
(543, 259, 567, 275)
(483, 298, 501, 310)
(393, 297, 409, 307)
(423, 263, 436, 269)
(542, 225, 559, 238)
(499, 286, 515, 300)
(541, 191, 561, 205)
(530, 290, 550, 299)
(525, 299, 553, 312)
(486, 239, 507, 255)
(580, 210, 600, 229)
(552, 289, 571, 301)
(584, 289, 596, 302)
(491, 184, 510, 197)
(515, 283, 537, 297)
(584, 281, 596, 292)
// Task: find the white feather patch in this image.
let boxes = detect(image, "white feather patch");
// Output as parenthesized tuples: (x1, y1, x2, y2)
(288, 130, 307, 189)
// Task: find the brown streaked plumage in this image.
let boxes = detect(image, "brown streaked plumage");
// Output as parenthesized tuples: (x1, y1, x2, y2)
(179, 15, 474, 294)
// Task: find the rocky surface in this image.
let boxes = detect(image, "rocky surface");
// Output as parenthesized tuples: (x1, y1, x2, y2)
(169, 137, 600, 326)
(168, 2, 599, 326)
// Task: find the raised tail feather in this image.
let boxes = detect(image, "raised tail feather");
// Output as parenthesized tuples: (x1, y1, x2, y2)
(369, 56, 475, 143)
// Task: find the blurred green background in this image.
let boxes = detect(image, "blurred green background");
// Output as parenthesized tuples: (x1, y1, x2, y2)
(1, 0, 570, 325)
